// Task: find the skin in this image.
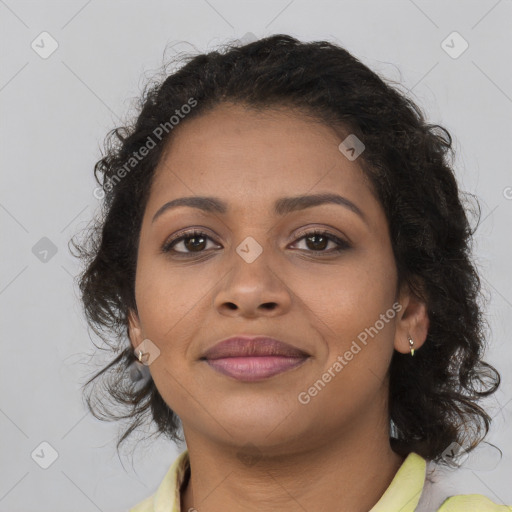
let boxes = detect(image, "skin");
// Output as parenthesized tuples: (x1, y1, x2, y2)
(128, 102, 429, 512)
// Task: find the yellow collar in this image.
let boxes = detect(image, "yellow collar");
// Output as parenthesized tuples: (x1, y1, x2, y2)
(135, 450, 426, 512)
(369, 452, 426, 512)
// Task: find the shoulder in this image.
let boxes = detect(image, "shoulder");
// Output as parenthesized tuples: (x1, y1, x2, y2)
(129, 494, 154, 512)
(128, 449, 189, 512)
(437, 494, 512, 511)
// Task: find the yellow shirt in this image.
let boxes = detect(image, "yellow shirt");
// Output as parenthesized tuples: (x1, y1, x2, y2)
(129, 450, 512, 511)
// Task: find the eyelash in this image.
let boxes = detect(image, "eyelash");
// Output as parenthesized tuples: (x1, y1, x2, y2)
(161, 228, 351, 257)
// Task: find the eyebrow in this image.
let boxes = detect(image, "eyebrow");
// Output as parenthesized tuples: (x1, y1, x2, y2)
(151, 193, 366, 223)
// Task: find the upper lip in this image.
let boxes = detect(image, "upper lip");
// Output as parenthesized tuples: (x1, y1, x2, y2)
(201, 335, 310, 360)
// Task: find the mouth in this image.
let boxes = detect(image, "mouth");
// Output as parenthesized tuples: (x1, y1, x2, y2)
(200, 335, 310, 382)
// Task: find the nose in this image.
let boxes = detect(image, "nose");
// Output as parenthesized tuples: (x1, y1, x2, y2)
(213, 250, 292, 319)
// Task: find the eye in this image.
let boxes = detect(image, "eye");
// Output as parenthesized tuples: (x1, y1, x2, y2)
(290, 229, 351, 254)
(161, 229, 220, 255)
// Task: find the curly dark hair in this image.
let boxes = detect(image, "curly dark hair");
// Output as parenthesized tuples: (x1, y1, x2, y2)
(70, 34, 501, 463)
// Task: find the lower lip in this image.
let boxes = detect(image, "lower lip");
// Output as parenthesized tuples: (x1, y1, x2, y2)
(205, 356, 308, 381)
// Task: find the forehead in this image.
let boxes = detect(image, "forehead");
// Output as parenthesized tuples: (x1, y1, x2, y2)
(147, 103, 378, 219)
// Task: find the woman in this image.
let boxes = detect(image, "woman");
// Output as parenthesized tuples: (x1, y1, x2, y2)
(72, 34, 511, 511)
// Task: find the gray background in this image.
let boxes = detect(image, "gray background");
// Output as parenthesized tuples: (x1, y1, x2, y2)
(1, 0, 511, 510)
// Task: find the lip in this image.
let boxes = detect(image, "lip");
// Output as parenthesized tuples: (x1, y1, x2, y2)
(201, 335, 310, 381)
(202, 335, 310, 359)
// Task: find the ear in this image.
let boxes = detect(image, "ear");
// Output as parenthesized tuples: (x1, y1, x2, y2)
(394, 278, 430, 355)
(128, 308, 144, 351)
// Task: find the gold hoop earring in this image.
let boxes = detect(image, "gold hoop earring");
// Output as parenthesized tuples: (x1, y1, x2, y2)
(408, 335, 415, 356)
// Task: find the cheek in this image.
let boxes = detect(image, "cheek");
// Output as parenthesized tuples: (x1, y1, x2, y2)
(291, 251, 396, 331)
(293, 264, 397, 421)
(133, 261, 186, 361)
(134, 251, 207, 336)
(133, 252, 228, 382)
(293, 252, 398, 389)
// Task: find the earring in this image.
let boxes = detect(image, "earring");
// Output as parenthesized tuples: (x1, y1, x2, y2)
(408, 335, 415, 356)
(135, 348, 150, 364)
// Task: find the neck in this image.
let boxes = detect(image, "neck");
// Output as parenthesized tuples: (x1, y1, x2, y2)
(180, 424, 405, 512)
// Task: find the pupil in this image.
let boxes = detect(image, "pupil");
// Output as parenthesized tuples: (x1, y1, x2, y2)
(307, 234, 327, 250)
(186, 236, 206, 251)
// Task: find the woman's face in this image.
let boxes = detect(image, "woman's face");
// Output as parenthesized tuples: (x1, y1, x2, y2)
(129, 103, 427, 453)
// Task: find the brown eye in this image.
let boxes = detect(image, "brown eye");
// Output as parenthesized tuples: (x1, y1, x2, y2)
(180, 234, 207, 252)
(292, 230, 350, 254)
(162, 230, 220, 255)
